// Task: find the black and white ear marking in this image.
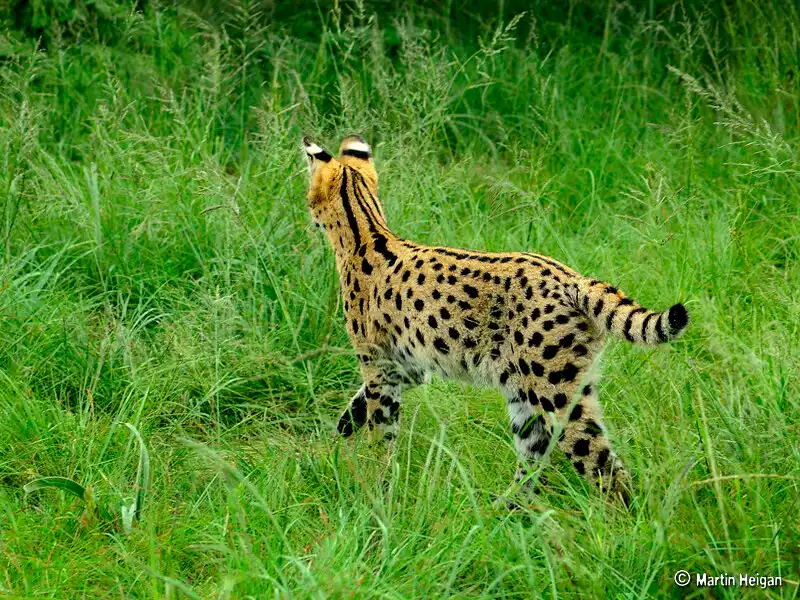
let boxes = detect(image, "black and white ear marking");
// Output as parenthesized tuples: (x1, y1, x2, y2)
(339, 135, 372, 160)
(303, 135, 332, 164)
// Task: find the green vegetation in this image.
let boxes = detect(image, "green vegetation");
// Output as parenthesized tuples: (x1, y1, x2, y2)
(1, 0, 798, 597)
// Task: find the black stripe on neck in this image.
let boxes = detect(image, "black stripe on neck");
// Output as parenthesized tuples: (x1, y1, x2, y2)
(359, 177, 386, 221)
(339, 169, 361, 252)
(351, 170, 387, 225)
(349, 170, 397, 266)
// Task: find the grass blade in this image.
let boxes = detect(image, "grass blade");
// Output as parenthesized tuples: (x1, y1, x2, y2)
(23, 477, 87, 501)
(123, 422, 150, 523)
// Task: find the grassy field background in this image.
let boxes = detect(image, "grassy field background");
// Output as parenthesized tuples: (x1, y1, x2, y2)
(1, 0, 799, 597)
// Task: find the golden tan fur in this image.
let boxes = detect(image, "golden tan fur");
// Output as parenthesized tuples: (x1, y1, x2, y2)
(303, 135, 689, 502)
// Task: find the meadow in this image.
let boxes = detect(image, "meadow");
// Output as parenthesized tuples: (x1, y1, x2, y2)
(0, 0, 798, 597)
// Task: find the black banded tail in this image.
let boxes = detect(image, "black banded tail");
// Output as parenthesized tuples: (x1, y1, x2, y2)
(572, 278, 689, 345)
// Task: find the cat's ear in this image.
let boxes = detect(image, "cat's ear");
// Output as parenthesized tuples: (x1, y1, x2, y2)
(302, 135, 334, 175)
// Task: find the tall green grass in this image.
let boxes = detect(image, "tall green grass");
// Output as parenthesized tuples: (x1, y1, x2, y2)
(1, 0, 798, 597)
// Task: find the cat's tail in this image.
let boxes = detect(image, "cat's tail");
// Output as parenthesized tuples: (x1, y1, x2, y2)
(568, 277, 689, 345)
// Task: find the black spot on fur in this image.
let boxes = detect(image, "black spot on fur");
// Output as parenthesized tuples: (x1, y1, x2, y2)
(584, 421, 603, 436)
(573, 439, 590, 456)
(542, 345, 559, 360)
(596, 449, 610, 470)
(338, 390, 367, 436)
(561, 363, 579, 382)
(361, 258, 373, 275)
(559, 333, 575, 348)
(433, 338, 449, 354)
(513, 415, 540, 439)
(463, 284, 479, 298)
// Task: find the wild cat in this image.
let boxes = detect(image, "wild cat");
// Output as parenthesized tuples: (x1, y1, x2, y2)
(302, 135, 689, 503)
